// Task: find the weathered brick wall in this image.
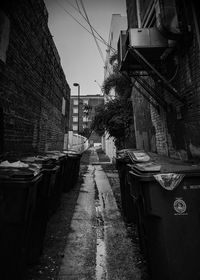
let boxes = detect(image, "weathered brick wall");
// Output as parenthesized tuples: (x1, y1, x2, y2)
(0, 0, 70, 156)
(159, 1, 200, 160)
(131, 86, 157, 152)
(127, 0, 200, 160)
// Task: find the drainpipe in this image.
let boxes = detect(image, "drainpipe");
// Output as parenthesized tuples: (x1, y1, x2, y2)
(136, 0, 142, 28)
(191, 2, 200, 51)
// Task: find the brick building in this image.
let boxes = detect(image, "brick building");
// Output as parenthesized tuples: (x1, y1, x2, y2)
(119, 0, 200, 160)
(0, 0, 70, 156)
(69, 94, 104, 143)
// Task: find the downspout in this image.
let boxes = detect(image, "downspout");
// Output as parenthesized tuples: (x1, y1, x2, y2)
(191, 2, 200, 52)
(136, 0, 142, 28)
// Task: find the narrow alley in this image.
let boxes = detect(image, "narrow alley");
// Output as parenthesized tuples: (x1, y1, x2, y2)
(2, 1, 200, 280)
(27, 147, 147, 280)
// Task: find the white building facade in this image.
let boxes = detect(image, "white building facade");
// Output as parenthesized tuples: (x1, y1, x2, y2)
(103, 14, 127, 161)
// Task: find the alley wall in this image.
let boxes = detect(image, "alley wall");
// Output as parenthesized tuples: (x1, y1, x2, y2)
(0, 0, 70, 156)
(126, 0, 200, 160)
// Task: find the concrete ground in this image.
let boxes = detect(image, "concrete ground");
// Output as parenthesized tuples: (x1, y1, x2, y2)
(27, 147, 147, 280)
(58, 147, 143, 280)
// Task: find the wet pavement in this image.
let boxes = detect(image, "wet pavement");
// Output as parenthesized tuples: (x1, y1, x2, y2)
(27, 147, 147, 280)
(58, 148, 142, 280)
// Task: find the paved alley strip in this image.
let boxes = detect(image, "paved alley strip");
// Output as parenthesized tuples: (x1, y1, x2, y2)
(58, 165, 96, 280)
(94, 165, 141, 280)
(58, 151, 141, 279)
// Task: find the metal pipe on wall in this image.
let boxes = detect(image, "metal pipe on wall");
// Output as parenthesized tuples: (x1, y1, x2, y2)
(136, 0, 142, 28)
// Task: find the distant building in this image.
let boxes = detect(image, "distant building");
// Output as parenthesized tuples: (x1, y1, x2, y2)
(69, 94, 104, 143)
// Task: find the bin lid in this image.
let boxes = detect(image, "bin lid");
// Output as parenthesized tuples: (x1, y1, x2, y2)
(63, 149, 80, 155)
(116, 149, 149, 163)
(46, 151, 66, 160)
(116, 149, 138, 162)
(62, 150, 81, 157)
(129, 156, 200, 178)
(22, 155, 59, 166)
(0, 166, 40, 180)
(134, 162, 161, 172)
(126, 150, 151, 163)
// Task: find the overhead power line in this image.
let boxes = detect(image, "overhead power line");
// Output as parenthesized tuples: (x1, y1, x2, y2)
(56, 0, 116, 53)
(64, 0, 115, 52)
(55, 0, 117, 77)
(79, 0, 105, 63)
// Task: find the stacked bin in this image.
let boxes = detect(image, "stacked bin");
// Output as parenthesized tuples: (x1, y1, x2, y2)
(45, 151, 66, 215)
(115, 149, 135, 222)
(62, 150, 82, 192)
(21, 155, 60, 263)
(115, 149, 147, 223)
(0, 164, 42, 279)
(128, 153, 200, 280)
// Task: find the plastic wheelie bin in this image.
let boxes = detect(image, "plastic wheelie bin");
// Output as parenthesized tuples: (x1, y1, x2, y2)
(0, 163, 42, 279)
(45, 151, 66, 213)
(62, 150, 82, 192)
(21, 155, 60, 263)
(129, 154, 200, 280)
(116, 149, 133, 222)
(116, 149, 149, 223)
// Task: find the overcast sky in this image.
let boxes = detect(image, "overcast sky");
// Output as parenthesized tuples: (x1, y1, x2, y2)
(44, 0, 126, 96)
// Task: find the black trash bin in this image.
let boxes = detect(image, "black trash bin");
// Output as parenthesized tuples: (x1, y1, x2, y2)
(116, 149, 133, 222)
(62, 150, 82, 192)
(21, 155, 60, 263)
(0, 164, 42, 279)
(45, 151, 66, 214)
(129, 154, 200, 280)
(116, 149, 148, 223)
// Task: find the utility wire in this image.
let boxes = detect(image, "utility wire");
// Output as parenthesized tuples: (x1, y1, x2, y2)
(75, 0, 82, 14)
(79, 0, 105, 64)
(55, 0, 112, 49)
(55, 0, 116, 87)
(73, 0, 115, 53)
(58, 0, 116, 53)
(78, 0, 115, 77)
(65, 0, 116, 53)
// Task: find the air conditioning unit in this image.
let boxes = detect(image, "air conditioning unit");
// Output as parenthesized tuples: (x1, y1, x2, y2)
(119, 27, 168, 71)
(128, 28, 168, 49)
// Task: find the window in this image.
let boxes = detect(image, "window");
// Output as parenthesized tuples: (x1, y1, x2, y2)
(62, 97, 66, 115)
(83, 116, 88, 122)
(0, 10, 10, 63)
(73, 116, 78, 122)
(73, 99, 78, 105)
(73, 125, 78, 131)
(73, 108, 78, 114)
(83, 99, 88, 105)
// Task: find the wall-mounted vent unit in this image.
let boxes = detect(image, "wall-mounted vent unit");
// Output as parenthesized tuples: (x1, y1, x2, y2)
(120, 27, 168, 71)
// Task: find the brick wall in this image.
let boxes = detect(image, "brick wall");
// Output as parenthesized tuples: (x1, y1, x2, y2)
(126, 0, 200, 160)
(131, 86, 157, 152)
(0, 0, 70, 156)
